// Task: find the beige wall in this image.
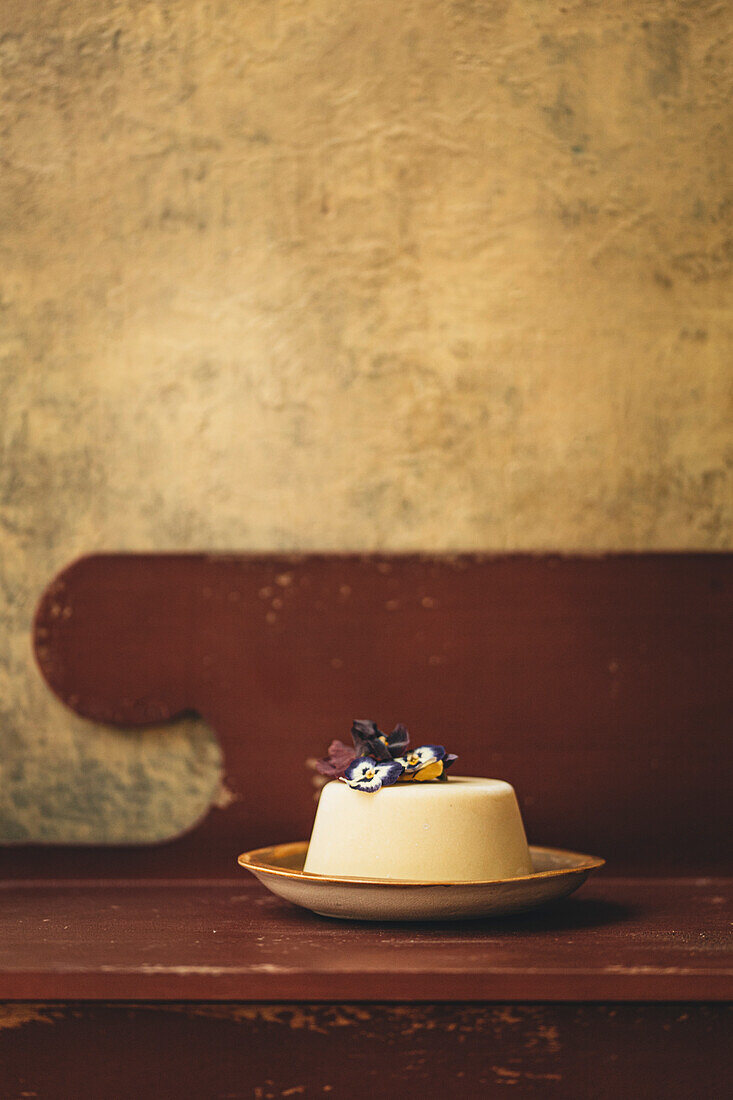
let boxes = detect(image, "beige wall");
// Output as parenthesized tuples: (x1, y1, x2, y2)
(1, 0, 731, 840)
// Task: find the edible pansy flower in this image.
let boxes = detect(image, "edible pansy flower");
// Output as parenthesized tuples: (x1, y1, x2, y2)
(340, 756, 404, 792)
(395, 744, 456, 782)
(351, 720, 410, 762)
(313, 720, 455, 789)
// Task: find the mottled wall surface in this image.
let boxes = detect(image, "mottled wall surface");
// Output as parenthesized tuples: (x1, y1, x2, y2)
(1, 0, 731, 840)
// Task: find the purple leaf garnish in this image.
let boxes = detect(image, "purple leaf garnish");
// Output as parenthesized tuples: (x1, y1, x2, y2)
(315, 739, 357, 778)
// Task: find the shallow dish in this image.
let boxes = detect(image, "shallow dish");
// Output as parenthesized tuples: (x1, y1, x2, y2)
(237, 841, 605, 921)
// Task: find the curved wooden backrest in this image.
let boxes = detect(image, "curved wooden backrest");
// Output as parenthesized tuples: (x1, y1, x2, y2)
(30, 552, 732, 875)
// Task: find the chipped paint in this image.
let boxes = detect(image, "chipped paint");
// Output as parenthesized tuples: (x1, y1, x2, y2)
(145, 1002, 569, 1051)
(164, 1004, 372, 1033)
(0, 1003, 727, 1096)
(212, 780, 239, 810)
(0, 1005, 57, 1031)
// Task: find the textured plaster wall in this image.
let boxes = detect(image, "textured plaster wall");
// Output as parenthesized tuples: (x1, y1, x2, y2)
(1, 0, 731, 840)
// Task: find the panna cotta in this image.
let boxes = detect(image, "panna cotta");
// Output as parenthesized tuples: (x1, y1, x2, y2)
(304, 776, 532, 882)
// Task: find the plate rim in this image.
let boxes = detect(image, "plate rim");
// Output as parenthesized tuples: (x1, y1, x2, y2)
(238, 841, 605, 888)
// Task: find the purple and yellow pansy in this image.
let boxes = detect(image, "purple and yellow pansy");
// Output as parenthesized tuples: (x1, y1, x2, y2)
(350, 719, 409, 762)
(340, 757, 404, 792)
(394, 745, 458, 782)
(315, 720, 457, 793)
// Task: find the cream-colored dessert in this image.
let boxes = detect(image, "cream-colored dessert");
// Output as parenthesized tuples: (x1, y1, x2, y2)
(304, 776, 532, 882)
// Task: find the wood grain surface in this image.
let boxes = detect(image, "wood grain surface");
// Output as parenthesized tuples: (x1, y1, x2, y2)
(0, 875, 730, 1001)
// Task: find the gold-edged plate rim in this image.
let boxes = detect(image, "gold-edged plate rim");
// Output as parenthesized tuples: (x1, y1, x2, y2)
(238, 841, 605, 888)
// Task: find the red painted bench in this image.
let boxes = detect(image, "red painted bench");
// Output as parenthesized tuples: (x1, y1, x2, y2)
(1, 553, 730, 1098)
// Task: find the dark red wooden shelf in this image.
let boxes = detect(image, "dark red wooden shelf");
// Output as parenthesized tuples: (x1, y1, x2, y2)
(1, 875, 730, 1002)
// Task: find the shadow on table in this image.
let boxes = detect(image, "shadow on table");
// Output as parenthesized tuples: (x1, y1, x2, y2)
(475, 894, 635, 932)
(285, 893, 635, 933)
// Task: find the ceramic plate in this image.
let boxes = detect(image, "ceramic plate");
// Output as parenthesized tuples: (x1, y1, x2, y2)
(237, 842, 605, 921)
